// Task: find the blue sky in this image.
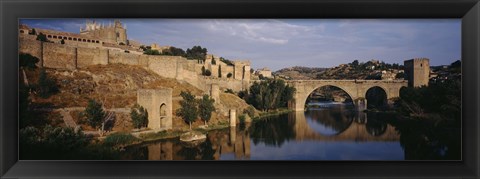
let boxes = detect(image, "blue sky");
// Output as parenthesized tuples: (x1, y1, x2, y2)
(20, 19, 461, 71)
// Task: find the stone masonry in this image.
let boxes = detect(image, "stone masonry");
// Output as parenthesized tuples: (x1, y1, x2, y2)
(137, 89, 173, 130)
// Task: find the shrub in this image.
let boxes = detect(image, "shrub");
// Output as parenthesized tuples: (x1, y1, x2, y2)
(19, 53, 39, 70)
(103, 133, 139, 147)
(239, 114, 246, 124)
(225, 89, 234, 94)
(36, 68, 58, 98)
(204, 69, 212, 76)
(244, 106, 256, 118)
(60, 39, 65, 44)
(42, 125, 88, 151)
(36, 33, 48, 42)
(130, 104, 148, 129)
(143, 49, 160, 55)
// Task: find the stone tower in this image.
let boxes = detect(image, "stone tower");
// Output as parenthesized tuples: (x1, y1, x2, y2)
(404, 58, 430, 87)
(137, 88, 173, 130)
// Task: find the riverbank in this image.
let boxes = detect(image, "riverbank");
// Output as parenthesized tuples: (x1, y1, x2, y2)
(103, 107, 293, 149)
(252, 108, 293, 121)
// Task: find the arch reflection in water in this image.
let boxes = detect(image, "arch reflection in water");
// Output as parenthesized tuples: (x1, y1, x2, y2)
(124, 110, 402, 160)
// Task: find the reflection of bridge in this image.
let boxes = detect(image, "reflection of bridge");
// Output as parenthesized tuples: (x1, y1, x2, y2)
(291, 112, 400, 142)
(287, 80, 408, 111)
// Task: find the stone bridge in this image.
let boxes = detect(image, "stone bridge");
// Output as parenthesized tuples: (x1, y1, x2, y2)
(286, 80, 408, 111)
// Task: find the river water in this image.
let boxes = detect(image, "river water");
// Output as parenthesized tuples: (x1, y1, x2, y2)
(121, 102, 460, 160)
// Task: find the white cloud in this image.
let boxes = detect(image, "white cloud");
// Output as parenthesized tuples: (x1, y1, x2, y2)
(204, 19, 316, 45)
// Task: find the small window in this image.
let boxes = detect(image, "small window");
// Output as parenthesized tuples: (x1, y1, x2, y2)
(420, 63, 423, 67)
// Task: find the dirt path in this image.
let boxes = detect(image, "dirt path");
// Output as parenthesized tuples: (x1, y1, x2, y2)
(58, 109, 77, 128)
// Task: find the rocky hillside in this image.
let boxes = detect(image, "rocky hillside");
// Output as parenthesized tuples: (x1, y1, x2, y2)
(274, 66, 328, 80)
(315, 60, 404, 80)
(275, 60, 404, 80)
(26, 64, 203, 108)
(24, 64, 255, 130)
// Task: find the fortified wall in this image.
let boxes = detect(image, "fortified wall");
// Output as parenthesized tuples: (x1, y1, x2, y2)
(19, 34, 251, 93)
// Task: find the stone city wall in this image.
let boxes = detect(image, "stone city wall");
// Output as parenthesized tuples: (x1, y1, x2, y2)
(19, 37, 250, 93)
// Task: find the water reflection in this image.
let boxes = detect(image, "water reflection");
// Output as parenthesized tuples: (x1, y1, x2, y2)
(122, 102, 412, 160)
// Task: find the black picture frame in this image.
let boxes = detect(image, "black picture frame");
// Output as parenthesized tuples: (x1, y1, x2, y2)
(1, 0, 479, 178)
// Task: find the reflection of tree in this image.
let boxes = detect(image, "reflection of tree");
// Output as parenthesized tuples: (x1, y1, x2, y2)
(176, 138, 216, 160)
(365, 119, 387, 136)
(122, 146, 148, 160)
(249, 114, 296, 147)
(307, 109, 354, 134)
(389, 117, 461, 160)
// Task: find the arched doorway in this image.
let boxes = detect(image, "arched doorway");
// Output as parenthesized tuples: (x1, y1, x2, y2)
(159, 103, 167, 128)
(365, 86, 388, 110)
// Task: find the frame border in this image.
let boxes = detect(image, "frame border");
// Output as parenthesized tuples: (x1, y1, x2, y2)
(1, 0, 479, 178)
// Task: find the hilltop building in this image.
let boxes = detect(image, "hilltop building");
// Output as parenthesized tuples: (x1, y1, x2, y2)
(255, 67, 272, 78)
(80, 20, 128, 45)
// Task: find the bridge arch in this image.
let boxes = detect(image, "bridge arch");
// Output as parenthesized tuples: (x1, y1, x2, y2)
(365, 86, 388, 110)
(305, 85, 355, 104)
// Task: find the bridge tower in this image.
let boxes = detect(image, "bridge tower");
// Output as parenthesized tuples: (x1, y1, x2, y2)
(404, 58, 430, 87)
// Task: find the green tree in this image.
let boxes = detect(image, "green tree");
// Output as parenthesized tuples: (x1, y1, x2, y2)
(176, 91, 198, 130)
(197, 95, 215, 126)
(19, 53, 39, 70)
(60, 39, 65, 44)
(168, 47, 186, 56)
(130, 104, 148, 129)
(185, 46, 207, 61)
(351, 60, 359, 67)
(36, 68, 58, 98)
(29, 28, 36, 35)
(36, 33, 48, 42)
(201, 66, 206, 76)
(247, 79, 295, 112)
(84, 99, 106, 130)
(143, 49, 160, 55)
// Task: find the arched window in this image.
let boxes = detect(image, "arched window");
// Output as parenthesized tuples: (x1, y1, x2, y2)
(53, 35, 57, 39)
(20, 30, 24, 33)
(68, 37, 72, 40)
(48, 35, 52, 38)
(160, 103, 167, 117)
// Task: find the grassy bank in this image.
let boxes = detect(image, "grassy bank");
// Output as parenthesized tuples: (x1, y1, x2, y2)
(252, 108, 293, 121)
